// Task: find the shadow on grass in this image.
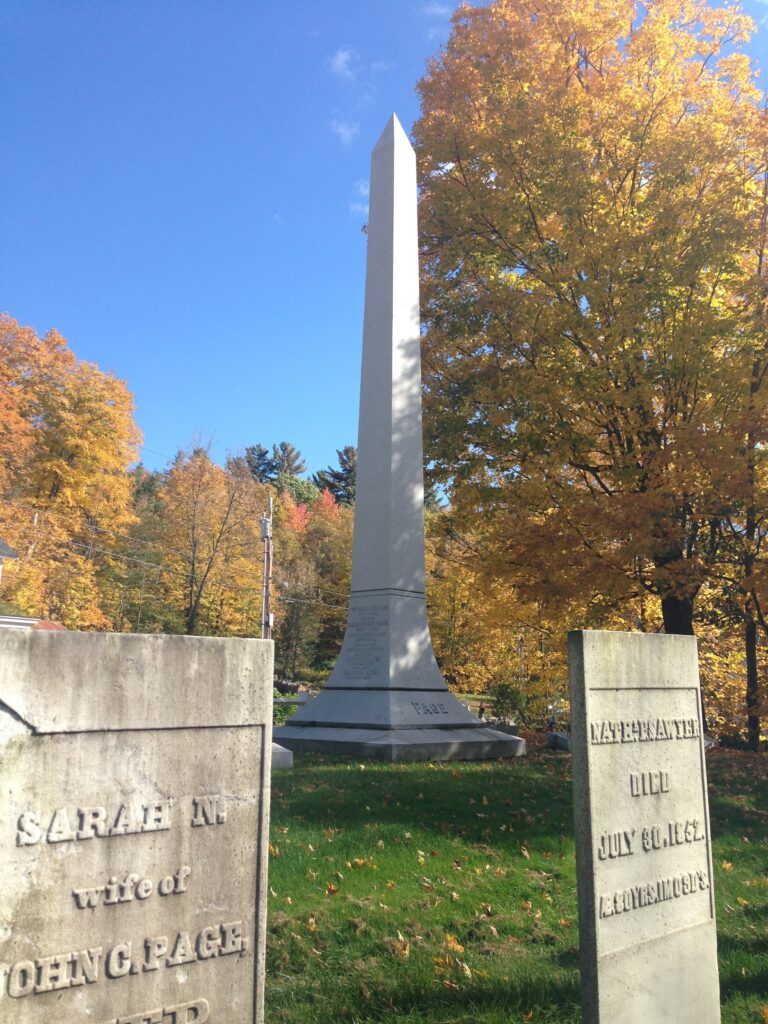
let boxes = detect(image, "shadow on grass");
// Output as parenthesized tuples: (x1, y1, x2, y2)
(375, 974, 580, 1022)
(274, 971, 582, 1024)
(272, 753, 575, 851)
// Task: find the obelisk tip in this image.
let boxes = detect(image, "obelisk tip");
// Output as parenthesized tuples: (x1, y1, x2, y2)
(373, 113, 412, 153)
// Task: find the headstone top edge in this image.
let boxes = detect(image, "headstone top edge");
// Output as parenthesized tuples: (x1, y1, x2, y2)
(0, 631, 274, 734)
(568, 629, 698, 646)
(0, 630, 272, 648)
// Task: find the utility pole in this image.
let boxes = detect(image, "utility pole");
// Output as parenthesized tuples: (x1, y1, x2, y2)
(260, 495, 273, 640)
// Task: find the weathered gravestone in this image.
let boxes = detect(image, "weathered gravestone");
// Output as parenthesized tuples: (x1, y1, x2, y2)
(569, 630, 720, 1023)
(0, 631, 273, 1024)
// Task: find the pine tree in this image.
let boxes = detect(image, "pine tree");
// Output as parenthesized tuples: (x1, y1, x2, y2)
(312, 446, 356, 505)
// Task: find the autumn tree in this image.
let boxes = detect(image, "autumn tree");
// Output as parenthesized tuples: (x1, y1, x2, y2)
(0, 315, 141, 627)
(415, 0, 767, 655)
(272, 488, 352, 681)
(157, 448, 266, 635)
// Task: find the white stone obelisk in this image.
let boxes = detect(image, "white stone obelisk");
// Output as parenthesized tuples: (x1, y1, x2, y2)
(275, 115, 524, 760)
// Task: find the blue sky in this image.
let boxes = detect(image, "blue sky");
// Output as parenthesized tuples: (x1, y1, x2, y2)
(2, 1, 766, 478)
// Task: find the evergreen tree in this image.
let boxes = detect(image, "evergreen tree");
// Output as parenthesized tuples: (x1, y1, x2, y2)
(312, 446, 356, 505)
(244, 444, 276, 484)
(271, 441, 306, 478)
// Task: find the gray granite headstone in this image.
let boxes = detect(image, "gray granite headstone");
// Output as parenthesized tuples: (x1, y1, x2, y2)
(569, 630, 720, 1023)
(0, 631, 273, 1024)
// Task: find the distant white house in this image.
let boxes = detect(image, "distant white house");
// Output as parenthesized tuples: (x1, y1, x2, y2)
(0, 615, 66, 632)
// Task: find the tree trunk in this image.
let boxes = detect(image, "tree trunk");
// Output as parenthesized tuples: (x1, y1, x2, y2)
(660, 593, 695, 636)
(660, 592, 709, 731)
(745, 614, 760, 751)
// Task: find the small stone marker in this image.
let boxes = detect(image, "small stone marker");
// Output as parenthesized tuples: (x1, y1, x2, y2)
(0, 631, 273, 1024)
(569, 630, 720, 1024)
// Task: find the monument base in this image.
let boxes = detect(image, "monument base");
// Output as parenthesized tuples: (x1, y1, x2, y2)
(273, 724, 526, 761)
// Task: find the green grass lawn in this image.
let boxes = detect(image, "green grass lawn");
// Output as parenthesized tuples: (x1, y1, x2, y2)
(266, 745, 768, 1023)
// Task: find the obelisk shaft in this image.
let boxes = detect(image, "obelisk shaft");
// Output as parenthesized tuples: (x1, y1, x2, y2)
(352, 115, 426, 596)
(273, 114, 526, 759)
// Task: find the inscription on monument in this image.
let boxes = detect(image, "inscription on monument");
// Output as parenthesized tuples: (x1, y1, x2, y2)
(569, 631, 720, 1023)
(334, 603, 389, 682)
(0, 632, 272, 1024)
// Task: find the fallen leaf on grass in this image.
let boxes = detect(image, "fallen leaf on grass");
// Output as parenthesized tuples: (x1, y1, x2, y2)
(736, 897, 749, 907)
(521, 846, 530, 860)
(325, 883, 339, 896)
(558, 918, 572, 928)
(722, 860, 733, 871)
(307, 914, 317, 932)
(444, 934, 465, 954)
(306, 870, 317, 882)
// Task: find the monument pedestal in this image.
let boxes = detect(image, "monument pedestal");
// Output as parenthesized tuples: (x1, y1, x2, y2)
(275, 724, 523, 762)
(275, 591, 525, 759)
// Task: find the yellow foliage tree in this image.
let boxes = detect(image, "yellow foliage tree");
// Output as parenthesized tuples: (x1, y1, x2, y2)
(415, 0, 768, 734)
(0, 316, 141, 627)
(157, 449, 267, 636)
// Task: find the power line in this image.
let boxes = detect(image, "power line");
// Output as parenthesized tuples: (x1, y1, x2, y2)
(1, 496, 349, 611)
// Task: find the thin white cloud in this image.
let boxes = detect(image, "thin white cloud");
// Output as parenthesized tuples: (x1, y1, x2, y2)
(329, 47, 357, 80)
(331, 119, 360, 146)
(423, 2, 452, 15)
(350, 179, 370, 218)
(370, 60, 395, 73)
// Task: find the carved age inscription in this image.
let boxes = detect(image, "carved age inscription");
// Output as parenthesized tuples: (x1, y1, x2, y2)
(4, 793, 248, 1010)
(336, 606, 389, 682)
(587, 691, 713, 954)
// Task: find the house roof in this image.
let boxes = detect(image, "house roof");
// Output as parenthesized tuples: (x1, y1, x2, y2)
(0, 539, 18, 560)
(0, 615, 66, 631)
